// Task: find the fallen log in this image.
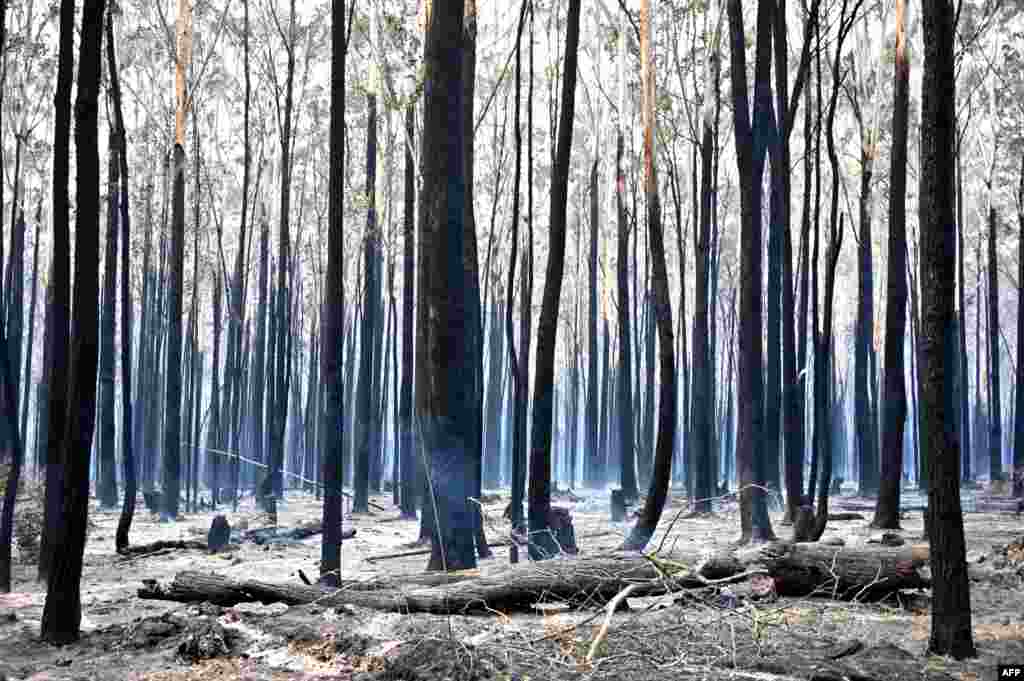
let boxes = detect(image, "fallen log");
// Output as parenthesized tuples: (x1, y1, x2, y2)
(364, 530, 615, 563)
(139, 540, 931, 614)
(733, 641, 955, 681)
(240, 522, 356, 545)
(117, 539, 209, 557)
(826, 512, 864, 521)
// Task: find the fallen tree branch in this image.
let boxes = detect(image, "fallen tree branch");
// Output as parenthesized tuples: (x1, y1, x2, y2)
(138, 540, 932, 614)
(586, 583, 639, 662)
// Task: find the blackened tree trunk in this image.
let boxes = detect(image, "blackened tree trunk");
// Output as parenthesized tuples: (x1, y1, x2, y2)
(872, 0, 909, 529)
(855, 143, 878, 497)
(811, 0, 857, 535)
(419, 0, 480, 572)
(320, 0, 348, 584)
(810, 214, 844, 541)
(18, 209, 40, 468)
(920, 0, 974, 656)
(726, 0, 774, 543)
(505, 0, 529, 563)
(775, 0, 820, 522)
(528, 0, 581, 561)
(0, 247, 24, 594)
(399, 103, 416, 520)
(691, 56, 717, 514)
(615, 147, 637, 500)
(163, 143, 186, 521)
(794, 32, 814, 519)
(98, 118, 121, 510)
(615, 11, 637, 501)
(267, 0, 296, 523)
(38, 0, 75, 584)
(354, 88, 378, 515)
(623, 0, 676, 551)
(209, 251, 223, 505)
(252, 208, 270, 500)
(987, 205, 1002, 481)
(957, 147, 970, 482)
(40, 0, 105, 642)
(5, 208, 25, 440)
(1015, 154, 1024, 497)
(462, 0, 490, 558)
(0, 0, 19, 587)
(228, 0, 252, 509)
(586, 156, 599, 489)
(108, 6, 135, 552)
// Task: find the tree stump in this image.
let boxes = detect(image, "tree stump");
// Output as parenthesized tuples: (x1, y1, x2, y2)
(548, 506, 578, 555)
(143, 489, 163, 514)
(207, 515, 231, 553)
(611, 489, 627, 522)
(792, 498, 816, 543)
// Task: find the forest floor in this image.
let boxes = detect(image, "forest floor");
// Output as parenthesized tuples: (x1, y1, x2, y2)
(1, 485, 1023, 681)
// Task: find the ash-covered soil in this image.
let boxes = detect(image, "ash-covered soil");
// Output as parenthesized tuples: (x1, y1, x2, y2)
(1, 488, 1022, 681)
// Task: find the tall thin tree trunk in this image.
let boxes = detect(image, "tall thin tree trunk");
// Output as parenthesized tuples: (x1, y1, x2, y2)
(920, 0, 974, 655)
(872, 0, 909, 529)
(1015, 154, 1024, 497)
(399, 103, 416, 519)
(528, 0, 581, 561)
(624, 0, 676, 550)
(40, 0, 105, 641)
(988, 205, 1002, 480)
(105, 4, 135, 550)
(98, 118, 121, 509)
(38, 0, 75, 585)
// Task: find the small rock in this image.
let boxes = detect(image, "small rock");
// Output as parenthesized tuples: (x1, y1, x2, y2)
(965, 550, 985, 565)
(823, 536, 845, 546)
(992, 557, 1008, 570)
(1002, 616, 1012, 626)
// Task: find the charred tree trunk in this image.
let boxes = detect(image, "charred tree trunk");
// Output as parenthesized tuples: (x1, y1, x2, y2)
(919, 0, 974, 656)
(586, 156, 599, 489)
(108, 6, 135, 551)
(38, 0, 75, 585)
(1015, 154, 1024, 496)
(162, 142, 186, 521)
(505, 0, 531, 563)
(419, 0, 479, 572)
(98, 121, 121, 510)
(354, 89, 378, 515)
(873, 0, 909, 529)
(528, 0, 581, 561)
(320, 0, 349, 584)
(623, 0, 676, 551)
(40, 0, 105, 642)
(266, 0, 296, 523)
(987, 205, 1002, 481)
(399, 103, 416, 520)
(726, 0, 774, 543)
(615, 13, 637, 501)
